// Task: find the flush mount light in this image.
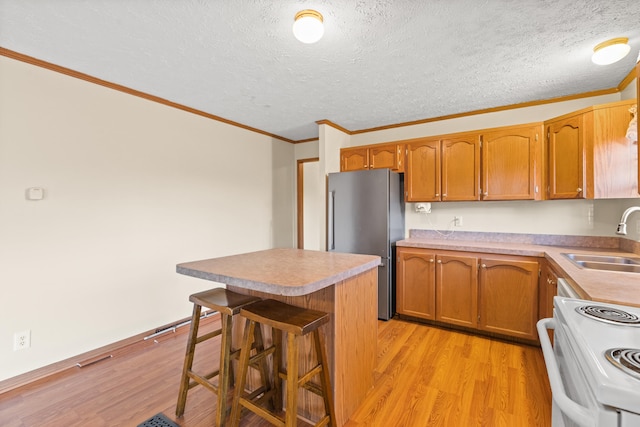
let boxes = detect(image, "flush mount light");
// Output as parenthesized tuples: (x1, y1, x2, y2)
(293, 9, 324, 44)
(591, 37, 631, 65)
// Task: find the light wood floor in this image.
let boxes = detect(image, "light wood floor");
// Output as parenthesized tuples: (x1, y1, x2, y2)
(0, 316, 551, 426)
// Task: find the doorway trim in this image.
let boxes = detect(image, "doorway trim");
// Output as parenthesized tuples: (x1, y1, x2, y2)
(296, 157, 319, 249)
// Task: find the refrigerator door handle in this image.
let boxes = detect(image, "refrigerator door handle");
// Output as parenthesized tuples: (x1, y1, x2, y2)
(328, 190, 335, 250)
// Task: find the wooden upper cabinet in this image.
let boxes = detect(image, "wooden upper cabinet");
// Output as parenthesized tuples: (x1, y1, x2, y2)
(545, 99, 638, 199)
(370, 144, 404, 171)
(405, 134, 480, 202)
(396, 247, 436, 320)
(481, 124, 542, 201)
(441, 135, 480, 201)
(478, 256, 540, 341)
(340, 147, 369, 172)
(340, 143, 404, 172)
(547, 115, 585, 199)
(405, 138, 441, 202)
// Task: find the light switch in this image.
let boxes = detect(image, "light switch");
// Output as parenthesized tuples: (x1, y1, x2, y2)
(26, 187, 44, 200)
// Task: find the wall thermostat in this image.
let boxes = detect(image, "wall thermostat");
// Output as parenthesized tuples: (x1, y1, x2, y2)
(26, 187, 45, 200)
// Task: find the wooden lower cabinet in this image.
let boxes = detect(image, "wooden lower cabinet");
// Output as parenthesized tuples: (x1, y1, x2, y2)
(478, 256, 540, 340)
(397, 247, 541, 342)
(396, 247, 436, 320)
(436, 254, 478, 327)
(539, 261, 559, 321)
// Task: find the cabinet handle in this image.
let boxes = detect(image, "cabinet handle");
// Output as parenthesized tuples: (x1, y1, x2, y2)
(483, 192, 488, 197)
(437, 260, 442, 264)
(430, 259, 435, 263)
(481, 264, 487, 268)
(442, 193, 447, 197)
(435, 193, 440, 197)
(576, 188, 582, 193)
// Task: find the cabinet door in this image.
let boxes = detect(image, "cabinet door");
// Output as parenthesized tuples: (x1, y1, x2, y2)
(340, 147, 369, 172)
(547, 116, 585, 199)
(436, 254, 478, 327)
(370, 144, 404, 172)
(441, 135, 480, 201)
(481, 126, 540, 200)
(539, 263, 558, 343)
(539, 264, 558, 321)
(405, 139, 441, 202)
(478, 257, 540, 340)
(396, 248, 436, 320)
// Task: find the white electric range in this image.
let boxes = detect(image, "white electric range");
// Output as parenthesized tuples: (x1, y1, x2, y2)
(538, 296, 640, 427)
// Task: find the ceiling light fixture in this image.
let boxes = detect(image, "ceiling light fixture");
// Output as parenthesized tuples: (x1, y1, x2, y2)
(293, 9, 324, 44)
(591, 37, 631, 65)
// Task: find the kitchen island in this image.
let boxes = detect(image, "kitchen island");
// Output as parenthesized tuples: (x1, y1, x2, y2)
(177, 248, 381, 426)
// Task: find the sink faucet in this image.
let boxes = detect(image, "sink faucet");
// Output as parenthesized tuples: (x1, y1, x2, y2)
(616, 207, 640, 235)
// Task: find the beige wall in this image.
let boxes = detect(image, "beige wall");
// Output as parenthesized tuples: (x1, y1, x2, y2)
(0, 57, 295, 380)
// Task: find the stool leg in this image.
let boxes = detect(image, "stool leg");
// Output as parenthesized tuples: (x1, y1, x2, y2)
(216, 313, 233, 426)
(252, 322, 275, 409)
(176, 303, 202, 417)
(229, 318, 255, 427)
(272, 327, 283, 412)
(314, 330, 336, 427)
(285, 332, 299, 427)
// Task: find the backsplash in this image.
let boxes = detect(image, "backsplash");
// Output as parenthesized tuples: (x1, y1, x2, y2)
(408, 229, 621, 249)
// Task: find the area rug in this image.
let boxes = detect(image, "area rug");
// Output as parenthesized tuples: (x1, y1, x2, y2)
(137, 412, 180, 427)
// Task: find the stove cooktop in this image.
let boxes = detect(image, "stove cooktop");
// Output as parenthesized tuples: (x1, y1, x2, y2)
(554, 297, 640, 414)
(576, 305, 640, 326)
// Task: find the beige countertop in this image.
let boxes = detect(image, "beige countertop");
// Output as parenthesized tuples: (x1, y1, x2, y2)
(397, 236, 640, 308)
(177, 248, 381, 296)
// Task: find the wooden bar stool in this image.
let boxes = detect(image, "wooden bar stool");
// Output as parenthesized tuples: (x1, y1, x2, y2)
(175, 288, 266, 426)
(229, 299, 336, 427)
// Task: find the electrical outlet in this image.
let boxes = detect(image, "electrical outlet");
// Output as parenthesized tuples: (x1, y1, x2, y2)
(13, 330, 31, 351)
(454, 216, 463, 227)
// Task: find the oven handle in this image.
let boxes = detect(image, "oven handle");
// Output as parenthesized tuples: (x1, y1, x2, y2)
(537, 318, 596, 427)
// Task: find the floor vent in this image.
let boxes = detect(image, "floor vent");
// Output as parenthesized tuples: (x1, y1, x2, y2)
(137, 413, 179, 427)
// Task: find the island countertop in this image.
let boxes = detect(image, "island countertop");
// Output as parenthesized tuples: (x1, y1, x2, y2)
(177, 248, 381, 296)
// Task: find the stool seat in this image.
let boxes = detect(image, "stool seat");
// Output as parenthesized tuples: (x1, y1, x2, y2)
(176, 288, 264, 426)
(230, 299, 336, 427)
(239, 299, 329, 336)
(190, 288, 261, 316)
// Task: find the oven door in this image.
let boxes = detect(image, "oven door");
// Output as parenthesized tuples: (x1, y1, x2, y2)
(537, 318, 619, 427)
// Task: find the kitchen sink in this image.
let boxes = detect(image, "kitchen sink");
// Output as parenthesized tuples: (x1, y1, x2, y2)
(563, 253, 640, 273)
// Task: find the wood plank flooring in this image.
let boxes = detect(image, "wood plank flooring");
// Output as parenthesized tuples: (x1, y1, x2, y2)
(0, 315, 551, 426)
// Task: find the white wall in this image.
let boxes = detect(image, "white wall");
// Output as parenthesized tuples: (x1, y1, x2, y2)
(621, 77, 637, 100)
(0, 57, 295, 380)
(405, 199, 636, 239)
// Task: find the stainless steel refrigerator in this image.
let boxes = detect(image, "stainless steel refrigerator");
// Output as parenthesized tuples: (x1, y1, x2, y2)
(327, 169, 405, 320)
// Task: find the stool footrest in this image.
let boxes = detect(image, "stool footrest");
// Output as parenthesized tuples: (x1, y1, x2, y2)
(187, 371, 219, 394)
(248, 344, 276, 365)
(194, 328, 222, 344)
(314, 415, 331, 427)
(239, 397, 285, 427)
(297, 364, 323, 387)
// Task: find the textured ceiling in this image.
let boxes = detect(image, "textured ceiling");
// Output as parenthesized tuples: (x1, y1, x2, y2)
(1, 0, 639, 142)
